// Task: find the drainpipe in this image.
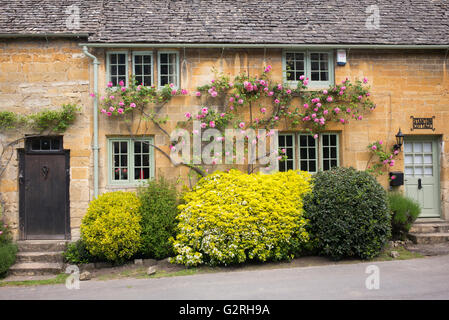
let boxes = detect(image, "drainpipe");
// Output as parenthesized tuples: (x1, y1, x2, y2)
(82, 46, 100, 199)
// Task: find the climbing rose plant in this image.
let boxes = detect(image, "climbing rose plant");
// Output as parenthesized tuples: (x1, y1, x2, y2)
(97, 67, 376, 176)
(366, 140, 400, 176)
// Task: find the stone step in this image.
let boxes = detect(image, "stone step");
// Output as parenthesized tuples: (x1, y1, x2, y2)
(8, 262, 64, 276)
(409, 223, 449, 234)
(17, 240, 68, 253)
(408, 232, 449, 244)
(16, 251, 64, 263)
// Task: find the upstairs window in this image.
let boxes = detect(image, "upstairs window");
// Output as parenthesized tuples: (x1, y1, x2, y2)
(133, 52, 153, 86)
(158, 51, 179, 88)
(284, 50, 334, 88)
(107, 52, 128, 87)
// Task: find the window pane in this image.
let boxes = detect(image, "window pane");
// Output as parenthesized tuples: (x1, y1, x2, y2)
(120, 142, 127, 153)
(300, 161, 308, 171)
(118, 54, 126, 64)
(309, 161, 316, 172)
(135, 55, 142, 64)
(135, 155, 141, 166)
(308, 147, 315, 159)
(144, 55, 152, 64)
(323, 160, 330, 171)
(134, 65, 141, 75)
(300, 148, 307, 159)
(110, 54, 117, 64)
(142, 154, 149, 166)
(41, 138, 50, 150)
(160, 76, 169, 86)
(160, 53, 168, 64)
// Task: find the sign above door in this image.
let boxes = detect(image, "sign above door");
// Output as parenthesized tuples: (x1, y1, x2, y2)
(410, 116, 435, 131)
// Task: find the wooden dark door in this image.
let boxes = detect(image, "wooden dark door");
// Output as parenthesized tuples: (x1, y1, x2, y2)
(19, 140, 70, 240)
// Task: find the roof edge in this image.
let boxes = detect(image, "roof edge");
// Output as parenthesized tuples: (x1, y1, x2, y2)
(79, 43, 449, 49)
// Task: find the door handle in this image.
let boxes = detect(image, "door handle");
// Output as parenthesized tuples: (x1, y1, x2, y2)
(418, 178, 422, 190)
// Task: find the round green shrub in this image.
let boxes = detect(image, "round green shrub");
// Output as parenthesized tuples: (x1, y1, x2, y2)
(81, 191, 142, 263)
(0, 222, 17, 277)
(388, 192, 421, 240)
(0, 243, 17, 277)
(303, 167, 391, 260)
(172, 169, 312, 266)
(63, 239, 100, 265)
(137, 176, 179, 259)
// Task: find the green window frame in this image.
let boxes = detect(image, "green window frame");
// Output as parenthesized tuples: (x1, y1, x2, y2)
(298, 134, 318, 173)
(132, 51, 153, 87)
(278, 133, 339, 173)
(283, 50, 334, 88)
(108, 137, 155, 185)
(278, 134, 296, 171)
(106, 51, 128, 87)
(320, 133, 340, 171)
(158, 51, 180, 88)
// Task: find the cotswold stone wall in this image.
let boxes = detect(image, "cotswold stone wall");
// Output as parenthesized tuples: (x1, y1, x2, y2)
(0, 38, 92, 239)
(1, 42, 448, 242)
(93, 48, 449, 220)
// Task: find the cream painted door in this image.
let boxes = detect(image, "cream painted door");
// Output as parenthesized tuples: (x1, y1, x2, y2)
(404, 137, 440, 218)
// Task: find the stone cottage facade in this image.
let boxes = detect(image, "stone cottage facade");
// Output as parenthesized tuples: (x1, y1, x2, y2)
(0, 0, 448, 242)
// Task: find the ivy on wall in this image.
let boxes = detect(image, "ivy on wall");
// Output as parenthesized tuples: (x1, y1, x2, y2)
(0, 104, 79, 133)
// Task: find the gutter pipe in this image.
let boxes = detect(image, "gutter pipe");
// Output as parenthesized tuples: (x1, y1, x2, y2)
(79, 43, 449, 50)
(82, 46, 100, 199)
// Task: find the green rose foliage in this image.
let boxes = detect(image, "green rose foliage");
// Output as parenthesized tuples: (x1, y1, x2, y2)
(81, 191, 142, 263)
(171, 170, 312, 266)
(303, 167, 391, 260)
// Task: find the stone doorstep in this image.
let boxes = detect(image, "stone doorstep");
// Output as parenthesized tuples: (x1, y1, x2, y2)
(409, 222, 449, 234)
(16, 251, 64, 263)
(408, 232, 449, 245)
(8, 262, 64, 276)
(16, 240, 68, 253)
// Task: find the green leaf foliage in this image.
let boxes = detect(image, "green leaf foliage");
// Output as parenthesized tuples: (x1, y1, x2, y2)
(303, 167, 391, 260)
(388, 192, 421, 240)
(137, 176, 179, 259)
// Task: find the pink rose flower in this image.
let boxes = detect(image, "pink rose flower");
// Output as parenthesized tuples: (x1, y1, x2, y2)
(200, 123, 207, 129)
(238, 99, 244, 104)
(118, 80, 124, 86)
(107, 81, 113, 88)
(260, 107, 266, 113)
(195, 91, 201, 97)
(117, 108, 124, 114)
(209, 121, 215, 128)
(239, 122, 245, 129)
(109, 107, 115, 112)
(185, 112, 191, 119)
(130, 103, 136, 108)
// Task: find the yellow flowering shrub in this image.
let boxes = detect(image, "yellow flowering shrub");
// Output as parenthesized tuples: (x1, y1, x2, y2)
(81, 191, 142, 262)
(171, 170, 312, 266)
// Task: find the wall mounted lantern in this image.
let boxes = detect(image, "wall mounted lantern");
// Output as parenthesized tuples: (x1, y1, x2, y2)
(393, 128, 404, 151)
